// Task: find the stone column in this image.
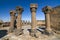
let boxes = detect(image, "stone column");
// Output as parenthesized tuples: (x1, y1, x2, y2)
(30, 4, 38, 37)
(9, 10, 16, 33)
(15, 6, 24, 35)
(42, 6, 53, 34)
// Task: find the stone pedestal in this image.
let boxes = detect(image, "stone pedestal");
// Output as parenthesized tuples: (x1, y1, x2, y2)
(30, 4, 38, 37)
(8, 10, 16, 33)
(15, 6, 24, 35)
(42, 6, 53, 34)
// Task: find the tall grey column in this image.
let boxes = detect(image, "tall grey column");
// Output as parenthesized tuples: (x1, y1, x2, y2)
(16, 7, 23, 29)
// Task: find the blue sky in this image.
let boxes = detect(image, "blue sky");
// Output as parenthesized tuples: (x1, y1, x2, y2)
(0, 0, 60, 22)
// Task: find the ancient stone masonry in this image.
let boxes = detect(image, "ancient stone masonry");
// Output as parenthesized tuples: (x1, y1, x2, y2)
(16, 6, 23, 29)
(7, 4, 60, 38)
(14, 6, 24, 36)
(9, 10, 16, 33)
(50, 6, 60, 33)
(30, 4, 38, 37)
(42, 6, 53, 34)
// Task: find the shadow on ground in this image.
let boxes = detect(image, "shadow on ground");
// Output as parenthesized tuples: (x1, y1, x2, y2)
(0, 30, 7, 38)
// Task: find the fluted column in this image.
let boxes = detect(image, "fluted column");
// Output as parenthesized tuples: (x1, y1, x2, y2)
(42, 6, 53, 33)
(30, 4, 38, 37)
(9, 10, 16, 33)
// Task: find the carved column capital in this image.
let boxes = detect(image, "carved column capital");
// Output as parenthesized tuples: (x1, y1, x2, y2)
(16, 6, 24, 14)
(42, 6, 53, 14)
(30, 4, 38, 12)
(10, 10, 16, 16)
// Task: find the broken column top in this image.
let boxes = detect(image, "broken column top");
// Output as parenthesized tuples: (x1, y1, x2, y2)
(16, 6, 24, 12)
(42, 6, 53, 14)
(10, 10, 16, 16)
(30, 4, 38, 9)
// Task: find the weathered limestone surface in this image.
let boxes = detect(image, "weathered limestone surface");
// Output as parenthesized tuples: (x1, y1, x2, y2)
(30, 4, 37, 29)
(15, 6, 24, 36)
(8, 10, 16, 33)
(30, 4, 38, 37)
(50, 6, 60, 33)
(42, 6, 52, 33)
(16, 6, 23, 29)
(42, 6, 60, 34)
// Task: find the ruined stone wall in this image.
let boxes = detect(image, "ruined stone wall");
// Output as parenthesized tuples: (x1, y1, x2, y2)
(50, 6, 60, 31)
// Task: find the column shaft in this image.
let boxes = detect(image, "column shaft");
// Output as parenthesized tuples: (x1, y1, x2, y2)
(10, 12, 15, 28)
(10, 16, 15, 27)
(45, 13, 51, 32)
(17, 12, 22, 29)
(31, 12, 36, 29)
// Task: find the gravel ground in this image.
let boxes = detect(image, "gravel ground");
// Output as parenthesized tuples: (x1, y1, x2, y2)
(0, 25, 60, 40)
